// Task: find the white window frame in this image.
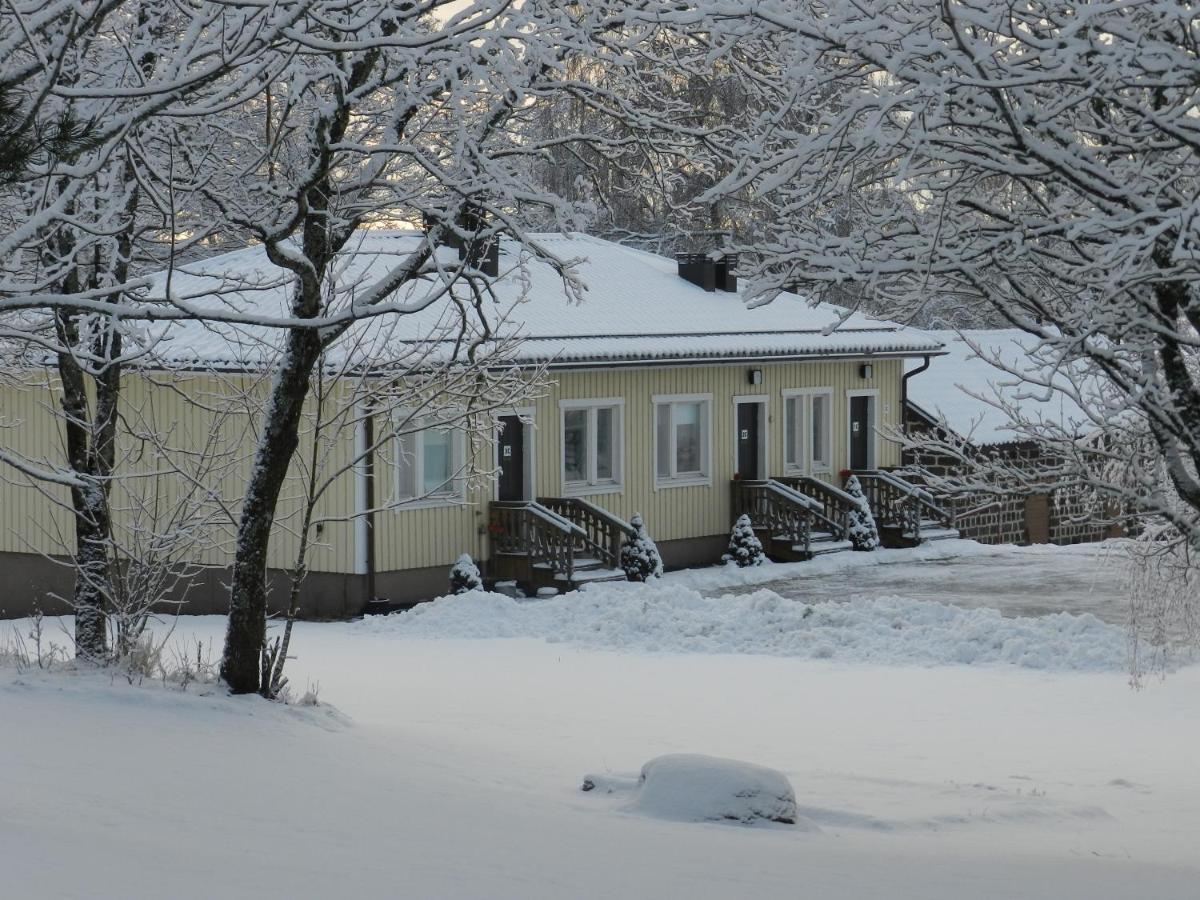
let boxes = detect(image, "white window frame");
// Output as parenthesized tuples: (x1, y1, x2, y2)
(652, 393, 713, 489)
(846, 388, 880, 471)
(558, 398, 624, 496)
(782, 387, 834, 475)
(492, 407, 537, 502)
(393, 415, 467, 509)
(731, 394, 769, 480)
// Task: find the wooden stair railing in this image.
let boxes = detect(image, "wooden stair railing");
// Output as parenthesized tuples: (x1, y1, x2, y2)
(855, 471, 955, 542)
(489, 501, 588, 584)
(772, 475, 857, 540)
(538, 497, 637, 571)
(731, 479, 822, 556)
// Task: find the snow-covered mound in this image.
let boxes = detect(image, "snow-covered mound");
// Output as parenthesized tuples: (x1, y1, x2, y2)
(365, 581, 1127, 670)
(583, 754, 805, 827)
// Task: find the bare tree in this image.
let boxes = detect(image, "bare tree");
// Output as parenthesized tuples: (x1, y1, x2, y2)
(261, 319, 537, 699)
(716, 1, 1200, 543)
(0, 0, 312, 658)
(152, 0, 777, 694)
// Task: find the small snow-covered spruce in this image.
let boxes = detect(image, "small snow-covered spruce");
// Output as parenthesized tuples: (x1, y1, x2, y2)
(723, 514, 765, 567)
(843, 475, 879, 551)
(449, 554, 484, 594)
(620, 514, 664, 582)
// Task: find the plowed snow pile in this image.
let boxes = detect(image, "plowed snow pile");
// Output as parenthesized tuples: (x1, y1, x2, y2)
(367, 582, 1126, 670)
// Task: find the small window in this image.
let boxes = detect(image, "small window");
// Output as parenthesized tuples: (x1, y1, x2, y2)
(560, 400, 623, 493)
(653, 395, 711, 486)
(783, 390, 833, 474)
(396, 423, 464, 502)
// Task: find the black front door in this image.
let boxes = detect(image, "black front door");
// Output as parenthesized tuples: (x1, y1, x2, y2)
(849, 395, 871, 470)
(497, 415, 525, 501)
(736, 402, 761, 480)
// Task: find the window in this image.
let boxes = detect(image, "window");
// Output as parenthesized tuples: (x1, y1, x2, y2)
(783, 389, 833, 473)
(396, 422, 464, 503)
(811, 394, 831, 469)
(653, 394, 712, 486)
(560, 399, 623, 493)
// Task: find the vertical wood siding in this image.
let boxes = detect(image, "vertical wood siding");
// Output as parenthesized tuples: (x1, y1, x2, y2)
(0, 358, 904, 577)
(373, 357, 903, 571)
(0, 371, 359, 574)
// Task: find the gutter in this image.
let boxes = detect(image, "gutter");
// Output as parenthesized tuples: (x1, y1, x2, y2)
(354, 404, 377, 603)
(901, 354, 932, 430)
(540, 349, 949, 372)
(30, 347, 950, 377)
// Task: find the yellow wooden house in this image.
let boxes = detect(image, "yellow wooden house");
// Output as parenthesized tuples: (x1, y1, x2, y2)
(0, 233, 952, 618)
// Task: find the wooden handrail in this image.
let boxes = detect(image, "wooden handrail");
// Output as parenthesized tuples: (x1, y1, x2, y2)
(871, 470, 936, 504)
(731, 479, 814, 555)
(489, 501, 583, 582)
(538, 496, 635, 570)
(856, 472, 954, 540)
(773, 475, 855, 540)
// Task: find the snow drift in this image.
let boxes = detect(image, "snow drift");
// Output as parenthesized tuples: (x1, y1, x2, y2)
(583, 754, 805, 827)
(366, 581, 1127, 670)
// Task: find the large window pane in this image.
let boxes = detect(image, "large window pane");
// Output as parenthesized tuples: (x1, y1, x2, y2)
(784, 397, 799, 468)
(423, 429, 452, 494)
(595, 407, 614, 481)
(397, 432, 417, 499)
(674, 402, 701, 473)
(655, 404, 671, 477)
(811, 395, 829, 468)
(563, 408, 588, 482)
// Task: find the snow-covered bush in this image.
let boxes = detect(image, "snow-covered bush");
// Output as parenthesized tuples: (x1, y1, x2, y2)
(844, 475, 879, 551)
(723, 514, 765, 567)
(583, 754, 801, 826)
(449, 554, 484, 594)
(620, 514, 664, 582)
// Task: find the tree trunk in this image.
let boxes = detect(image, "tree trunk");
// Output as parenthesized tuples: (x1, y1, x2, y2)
(55, 307, 110, 660)
(72, 479, 111, 660)
(221, 327, 324, 693)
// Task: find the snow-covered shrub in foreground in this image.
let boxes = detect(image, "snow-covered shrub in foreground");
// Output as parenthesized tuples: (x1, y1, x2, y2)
(583, 754, 803, 827)
(620, 514, 663, 582)
(724, 514, 766, 567)
(450, 554, 484, 594)
(844, 475, 880, 551)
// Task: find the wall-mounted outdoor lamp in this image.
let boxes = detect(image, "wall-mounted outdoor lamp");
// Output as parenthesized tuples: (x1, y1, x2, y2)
(858, 363, 873, 380)
(748, 368, 763, 385)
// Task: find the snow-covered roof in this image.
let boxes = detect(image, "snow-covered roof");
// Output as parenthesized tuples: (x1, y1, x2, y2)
(906, 330, 1092, 446)
(142, 231, 943, 369)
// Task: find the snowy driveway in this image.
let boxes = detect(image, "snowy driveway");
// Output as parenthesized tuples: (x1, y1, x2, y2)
(704, 542, 1128, 624)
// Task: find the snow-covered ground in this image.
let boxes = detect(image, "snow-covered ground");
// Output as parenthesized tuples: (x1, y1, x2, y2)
(682, 539, 1130, 622)
(4, 541, 1199, 899)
